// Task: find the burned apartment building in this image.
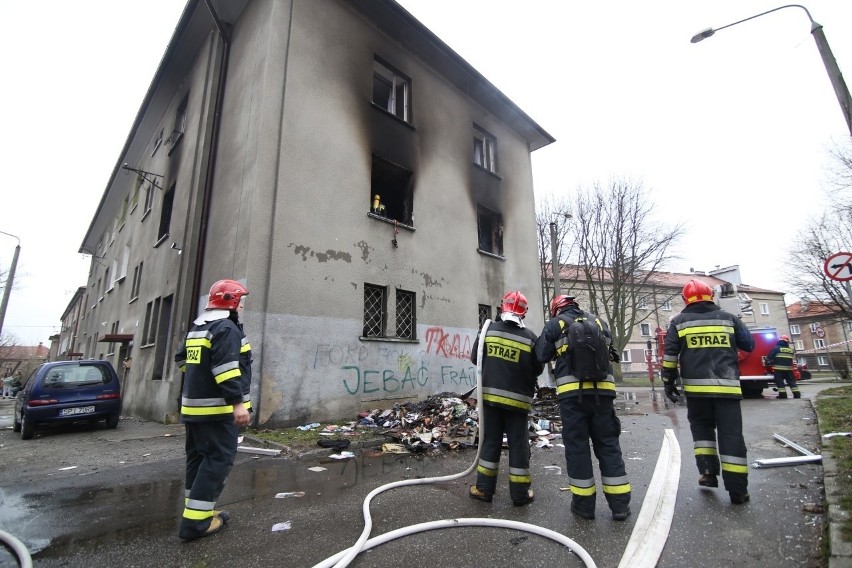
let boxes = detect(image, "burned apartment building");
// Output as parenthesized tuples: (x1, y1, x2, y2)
(76, 0, 554, 425)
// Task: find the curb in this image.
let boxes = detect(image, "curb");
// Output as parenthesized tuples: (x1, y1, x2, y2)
(810, 398, 852, 567)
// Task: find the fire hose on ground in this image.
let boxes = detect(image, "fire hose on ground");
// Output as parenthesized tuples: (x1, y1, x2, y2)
(312, 319, 598, 568)
(0, 529, 32, 568)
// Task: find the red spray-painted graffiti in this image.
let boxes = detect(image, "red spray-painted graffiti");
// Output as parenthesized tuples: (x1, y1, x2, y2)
(424, 327, 473, 360)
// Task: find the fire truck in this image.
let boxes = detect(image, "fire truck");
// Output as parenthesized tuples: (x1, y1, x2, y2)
(647, 283, 810, 396)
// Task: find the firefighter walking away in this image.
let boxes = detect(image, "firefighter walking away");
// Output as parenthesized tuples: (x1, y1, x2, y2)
(767, 335, 799, 399)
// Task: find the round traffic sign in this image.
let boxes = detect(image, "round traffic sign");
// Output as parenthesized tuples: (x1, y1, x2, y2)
(824, 252, 852, 282)
(815, 327, 826, 338)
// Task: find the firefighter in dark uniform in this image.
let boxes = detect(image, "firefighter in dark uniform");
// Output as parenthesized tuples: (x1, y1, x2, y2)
(767, 335, 799, 399)
(534, 295, 632, 521)
(469, 291, 544, 506)
(236, 297, 254, 414)
(662, 279, 755, 505)
(175, 279, 251, 540)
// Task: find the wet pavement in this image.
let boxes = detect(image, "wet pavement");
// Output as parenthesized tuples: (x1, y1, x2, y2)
(0, 384, 838, 567)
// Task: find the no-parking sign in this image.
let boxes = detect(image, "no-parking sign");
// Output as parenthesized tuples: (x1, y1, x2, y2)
(824, 251, 852, 282)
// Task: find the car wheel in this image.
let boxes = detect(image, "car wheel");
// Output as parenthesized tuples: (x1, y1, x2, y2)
(21, 413, 35, 440)
(105, 412, 120, 429)
(12, 412, 21, 432)
(741, 385, 764, 397)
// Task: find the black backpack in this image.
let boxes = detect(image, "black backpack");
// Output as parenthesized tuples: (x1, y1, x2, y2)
(564, 313, 610, 381)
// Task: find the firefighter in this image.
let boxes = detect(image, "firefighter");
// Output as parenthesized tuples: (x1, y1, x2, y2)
(767, 335, 799, 399)
(534, 295, 632, 521)
(662, 279, 755, 505)
(175, 279, 251, 540)
(469, 291, 544, 506)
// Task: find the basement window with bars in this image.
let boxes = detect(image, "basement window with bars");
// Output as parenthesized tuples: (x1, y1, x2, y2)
(363, 284, 416, 340)
(478, 304, 492, 328)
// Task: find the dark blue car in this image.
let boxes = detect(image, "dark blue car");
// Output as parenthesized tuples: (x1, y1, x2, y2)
(13, 360, 123, 440)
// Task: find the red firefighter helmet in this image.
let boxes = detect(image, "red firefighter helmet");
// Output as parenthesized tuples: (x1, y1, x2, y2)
(549, 294, 577, 318)
(681, 279, 714, 305)
(501, 291, 529, 318)
(780, 335, 791, 342)
(206, 279, 249, 310)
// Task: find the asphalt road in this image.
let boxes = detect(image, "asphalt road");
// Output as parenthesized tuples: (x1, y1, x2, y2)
(0, 382, 839, 568)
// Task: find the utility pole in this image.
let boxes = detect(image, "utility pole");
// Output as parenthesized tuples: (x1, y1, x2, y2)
(0, 231, 21, 341)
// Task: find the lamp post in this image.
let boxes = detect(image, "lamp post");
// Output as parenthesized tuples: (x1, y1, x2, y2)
(548, 213, 573, 300)
(0, 231, 21, 341)
(691, 4, 852, 136)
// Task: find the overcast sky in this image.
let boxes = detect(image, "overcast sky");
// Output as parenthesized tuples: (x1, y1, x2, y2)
(1, 1, 850, 345)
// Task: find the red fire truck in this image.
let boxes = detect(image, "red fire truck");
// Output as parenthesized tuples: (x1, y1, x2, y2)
(649, 326, 810, 397)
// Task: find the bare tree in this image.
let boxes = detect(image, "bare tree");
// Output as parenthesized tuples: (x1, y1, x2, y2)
(787, 140, 852, 318)
(570, 179, 685, 380)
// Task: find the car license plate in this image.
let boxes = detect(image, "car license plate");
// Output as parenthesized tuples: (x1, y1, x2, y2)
(60, 406, 95, 416)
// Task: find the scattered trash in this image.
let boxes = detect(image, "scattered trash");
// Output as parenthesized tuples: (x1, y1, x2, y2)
(237, 435, 244, 443)
(58, 466, 77, 471)
(271, 521, 292, 532)
(275, 492, 306, 499)
(803, 503, 825, 514)
(297, 423, 321, 431)
(823, 432, 852, 439)
(308, 466, 327, 472)
(164, 434, 173, 438)
(237, 446, 282, 456)
(543, 466, 561, 475)
(509, 536, 529, 546)
(317, 439, 351, 450)
(559, 487, 571, 491)
(142, 453, 151, 457)
(382, 443, 409, 454)
(535, 439, 553, 449)
(329, 451, 355, 460)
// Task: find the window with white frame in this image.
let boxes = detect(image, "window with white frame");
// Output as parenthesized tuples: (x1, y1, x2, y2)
(637, 296, 648, 310)
(621, 350, 632, 363)
(372, 57, 410, 122)
(790, 324, 800, 335)
(759, 302, 769, 315)
(797, 357, 807, 366)
(817, 355, 829, 366)
(795, 340, 804, 350)
(847, 321, 852, 332)
(809, 322, 820, 332)
(661, 299, 672, 311)
(640, 323, 651, 336)
(814, 338, 826, 349)
(473, 125, 497, 173)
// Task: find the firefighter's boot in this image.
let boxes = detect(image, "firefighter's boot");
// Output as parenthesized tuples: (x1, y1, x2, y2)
(698, 474, 718, 488)
(469, 486, 493, 503)
(793, 390, 801, 399)
(777, 391, 788, 399)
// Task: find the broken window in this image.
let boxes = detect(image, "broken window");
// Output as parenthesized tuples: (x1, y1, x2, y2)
(370, 155, 413, 225)
(395, 289, 416, 340)
(372, 57, 410, 122)
(473, 125, 497, 173)
(158, 182, 175, 242)
(363, 284, 387, 338)
(476, 205, 503, 256)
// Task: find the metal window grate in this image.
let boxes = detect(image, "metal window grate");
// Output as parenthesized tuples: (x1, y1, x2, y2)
(478, 304, 491, 328)
(396, 289, 416, 339)
(363, 285, 386, 337)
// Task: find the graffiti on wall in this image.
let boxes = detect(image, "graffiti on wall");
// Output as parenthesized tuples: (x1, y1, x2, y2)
(312, 326, 476, 396)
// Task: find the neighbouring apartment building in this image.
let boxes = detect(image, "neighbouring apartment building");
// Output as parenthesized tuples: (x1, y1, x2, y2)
(547, 265, 790, 376)
(76, 0, 554, 425)
(56, 287, 87, 361)
(787, 300, 852, 375)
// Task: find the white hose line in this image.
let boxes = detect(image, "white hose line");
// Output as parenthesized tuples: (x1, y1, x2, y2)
(314, 518, 597, 568)
(617, 429, 680, 568)
(321, 319, 597, 568)
(0, 529, 33, 568)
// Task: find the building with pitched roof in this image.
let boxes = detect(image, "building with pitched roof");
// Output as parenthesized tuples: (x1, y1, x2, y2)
(787, 300, 852, 376)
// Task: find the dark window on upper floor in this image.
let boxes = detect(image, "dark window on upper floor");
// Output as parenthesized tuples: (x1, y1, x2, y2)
(370, 155, 413, 226)
(477, 205, 503, 256)
(158, 183, 175, 242)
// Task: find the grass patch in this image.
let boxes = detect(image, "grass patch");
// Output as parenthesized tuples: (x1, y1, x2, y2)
(815, 386, 852, 543)
(247, 422, 389, 454)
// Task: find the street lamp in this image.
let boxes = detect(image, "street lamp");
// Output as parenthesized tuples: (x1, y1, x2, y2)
(0, 230, 21, 340)
(691, 4, 852, 136)
(549, 213, 572, 299)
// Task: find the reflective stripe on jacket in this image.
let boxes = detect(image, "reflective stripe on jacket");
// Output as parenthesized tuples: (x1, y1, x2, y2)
(767, 343, 794, 371)
(662, 302, 755, 399)
(471, 320, 543, 413)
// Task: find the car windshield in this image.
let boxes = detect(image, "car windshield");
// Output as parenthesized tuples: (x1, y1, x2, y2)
(42, 364, 108, 389)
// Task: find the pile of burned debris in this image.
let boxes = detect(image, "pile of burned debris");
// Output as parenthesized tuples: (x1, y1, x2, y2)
(355, 388, 564, 453)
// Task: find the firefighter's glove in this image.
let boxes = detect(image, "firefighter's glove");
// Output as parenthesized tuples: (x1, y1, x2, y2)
(662, 379, 681, 404)
(608, 344, 621, 363)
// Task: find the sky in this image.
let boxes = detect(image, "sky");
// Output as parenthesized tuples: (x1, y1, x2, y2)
(1, 1, 850, 345)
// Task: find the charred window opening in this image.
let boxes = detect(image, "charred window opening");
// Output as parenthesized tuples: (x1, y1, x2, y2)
(363, 284, 387, 338)
(157, 182, 175, 241)
(373, 57, 410, 122)
(477, 205, 503, 256)
(396, 289, 416, 340)
(473, 125, 497, 173)
(370, 155, 413, 225)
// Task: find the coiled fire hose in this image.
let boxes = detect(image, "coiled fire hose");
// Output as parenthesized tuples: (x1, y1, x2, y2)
(313, 319, 597, 568)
